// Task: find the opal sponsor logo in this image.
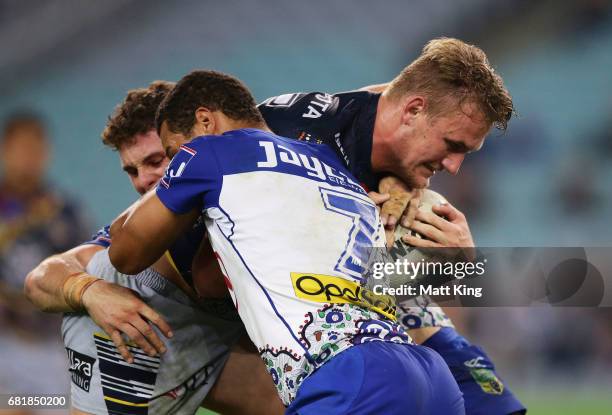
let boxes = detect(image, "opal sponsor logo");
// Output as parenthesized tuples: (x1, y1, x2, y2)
(291, 272, 396, 320)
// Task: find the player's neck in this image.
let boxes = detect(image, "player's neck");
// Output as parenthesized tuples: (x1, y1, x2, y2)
(223, 120, 271, 134)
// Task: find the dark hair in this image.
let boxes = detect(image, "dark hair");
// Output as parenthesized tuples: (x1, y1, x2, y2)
(1, 111, 46, 142)
(156, 70, 264, 135)
(102, 81, 175, 150)
(387, 37, 514, 130)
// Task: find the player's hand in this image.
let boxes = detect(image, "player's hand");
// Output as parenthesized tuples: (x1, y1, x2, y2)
(403, 202, 476, 261)
(378, 176, 422, 248)
(368, 191, 390, 206)
(81, 280, 173, 363)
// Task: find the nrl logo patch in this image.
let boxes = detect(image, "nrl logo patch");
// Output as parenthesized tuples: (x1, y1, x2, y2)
(470, 367, 504, 395)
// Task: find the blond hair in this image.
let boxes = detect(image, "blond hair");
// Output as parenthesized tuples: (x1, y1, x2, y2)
(387, 38, 513, 130)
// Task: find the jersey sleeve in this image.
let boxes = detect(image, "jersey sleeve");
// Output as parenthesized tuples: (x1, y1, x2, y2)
(259, 91, 368, 136)
(258, 90, 374, 171)
(258, 92, 340, 144)
(258, 92, 312, 138)
(81, 224, 112, 248)
(156, 139, 222, 214)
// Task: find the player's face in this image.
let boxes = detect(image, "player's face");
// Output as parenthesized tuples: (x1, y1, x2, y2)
(0, 125, 49, 191)
(159, 121, 191, 159)
(118, 130, 169, 195)
(394, 102, 490, 188)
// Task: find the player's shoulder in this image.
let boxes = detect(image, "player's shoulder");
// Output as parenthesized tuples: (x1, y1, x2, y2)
(259, 90, 372, 112)
(172, 135, 226, 161)
(181, 135, 219, 151)
(258, 90, 377, 141)
(258, 92, 310, 108)
(188, 129, 270, 147)
(182, 129, 281, 164)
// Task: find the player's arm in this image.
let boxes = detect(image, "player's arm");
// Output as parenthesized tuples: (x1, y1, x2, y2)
(24, 236, 174, 362)
(111, 139, 218, 275)
(24, 243, 102, 312)
(109, 191, 200, 275)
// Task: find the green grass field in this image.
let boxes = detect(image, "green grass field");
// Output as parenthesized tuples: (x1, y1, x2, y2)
(195, 390, 612, 414)
(513, 390, 612, 415)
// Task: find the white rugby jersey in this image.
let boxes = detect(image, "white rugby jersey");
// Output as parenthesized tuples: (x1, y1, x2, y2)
(157, 128, 410, 404)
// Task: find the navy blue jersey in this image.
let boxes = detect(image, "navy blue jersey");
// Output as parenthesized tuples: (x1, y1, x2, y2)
(258, 91, 382, 191)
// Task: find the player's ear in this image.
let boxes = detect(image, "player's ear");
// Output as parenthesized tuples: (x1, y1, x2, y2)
(401, 96, 425, 125)
(194, 107, 215, 136)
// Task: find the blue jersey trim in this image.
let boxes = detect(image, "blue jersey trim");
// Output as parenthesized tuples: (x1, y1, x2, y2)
(81, 224, 111, 248)
(214, 206, 313, 362)
(217, 205, 235, 240)
(81, 239, 111, 248)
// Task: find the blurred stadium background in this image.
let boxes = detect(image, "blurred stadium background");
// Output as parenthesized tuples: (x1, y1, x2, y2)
(1, 0, 611, 413)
